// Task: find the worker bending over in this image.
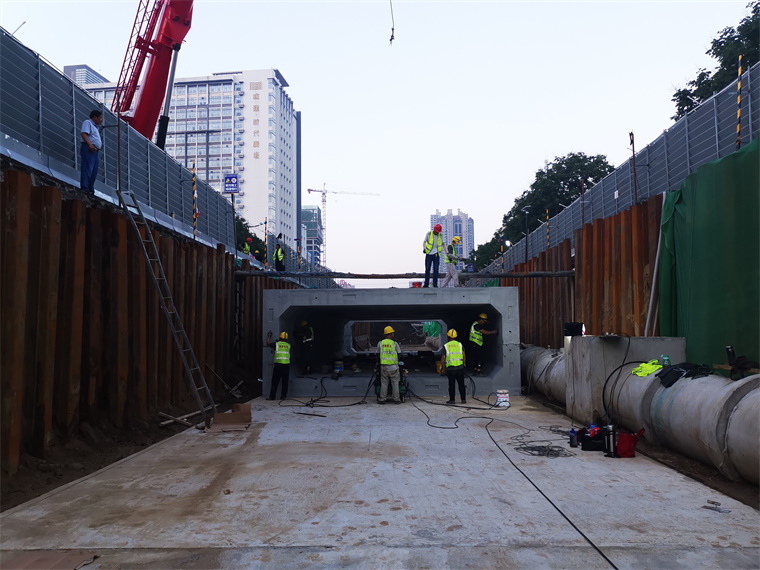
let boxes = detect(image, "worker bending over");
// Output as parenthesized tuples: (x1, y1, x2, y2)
(377, 326, 402, 404)
(265, 331, 290, 400)
(469, 313, 497, 376)
(441, 329, 467, 404)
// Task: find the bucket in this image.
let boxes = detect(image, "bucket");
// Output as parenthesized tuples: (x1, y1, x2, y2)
(496, 389, 510, 407)
(334, 361, 343, 374)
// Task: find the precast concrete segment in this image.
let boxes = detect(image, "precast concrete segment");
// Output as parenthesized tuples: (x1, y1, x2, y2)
(521, 346, 565, 404)
(262, 287, 521, 398)
(649, 374, 759, 482)
(1, 398, 758, 569)
(726, 388, 760, 484)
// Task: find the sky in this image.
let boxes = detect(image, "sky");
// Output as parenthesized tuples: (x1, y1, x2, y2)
(0, 0, 753, 287)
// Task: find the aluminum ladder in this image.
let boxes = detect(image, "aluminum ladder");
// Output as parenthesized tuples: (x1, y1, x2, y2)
(117, 189, 215, 426)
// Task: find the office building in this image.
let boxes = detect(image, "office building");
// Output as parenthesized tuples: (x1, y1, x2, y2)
(430, 209, 475, 270)
(64, 65, 110, 86)
(301, 205, 324, 267)
(86, 68, 300, 248)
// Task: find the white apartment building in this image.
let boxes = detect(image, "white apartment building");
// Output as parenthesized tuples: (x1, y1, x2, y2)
(430, 209, 475, 270)
(86, 68, 300, 248)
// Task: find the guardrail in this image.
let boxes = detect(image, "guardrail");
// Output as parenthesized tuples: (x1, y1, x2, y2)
(0, 27, 234, 251)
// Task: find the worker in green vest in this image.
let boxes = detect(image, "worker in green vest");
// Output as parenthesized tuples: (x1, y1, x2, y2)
(242, 237, 252, 257)
(440, 236, 461, 288)
(274, 244, 285, 271)
(440, 329, 467, 404)
(469, 313, 496, 376)
(422, 223, 444, 288)
(265, 331, 290, 400)
(377, 326, 402, 404)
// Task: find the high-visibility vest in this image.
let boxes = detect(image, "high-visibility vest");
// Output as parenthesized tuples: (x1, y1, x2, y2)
(469, 321, 483, 346)
(274, 248, 284, 261)
(424, 231, 443, 255)
(274, 340, 290, 364)
(379, 339, 399, 366)
(302, 326, 314, 343)
(243, 243, 251, 255)
(445, 244, 457, 264)
(445, 340, 464, 367)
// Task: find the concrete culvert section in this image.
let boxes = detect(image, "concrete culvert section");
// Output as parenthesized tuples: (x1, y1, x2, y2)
(262, 287, 520, 400)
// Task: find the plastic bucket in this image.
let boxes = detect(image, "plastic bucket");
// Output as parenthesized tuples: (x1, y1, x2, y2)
(496, 390, 510, 407)
(334, 361, 343, 374)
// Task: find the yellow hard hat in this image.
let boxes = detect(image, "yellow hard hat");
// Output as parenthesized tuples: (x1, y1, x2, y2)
(447, 329, 457, 339)
(478, 313, 488, 321)
(383, 326, 395, 335)
(452, 236, 461, 244)
(279, 332, 289, 340)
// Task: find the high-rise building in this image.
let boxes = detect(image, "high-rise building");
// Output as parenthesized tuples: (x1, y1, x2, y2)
(430, 209, 475, 269)
(85, 68, 300, 248)
(301, 205, 324, 267)
(64, 65, 110, 86)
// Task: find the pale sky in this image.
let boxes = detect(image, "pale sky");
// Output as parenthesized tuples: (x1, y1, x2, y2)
(1, 1, 752, 287)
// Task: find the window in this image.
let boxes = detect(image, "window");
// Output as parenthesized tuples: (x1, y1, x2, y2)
(269, 118, 276, 128)
(175, 134, 185, 144)
(223, 157, 233, 167)
(209, 132, 221, 142)
(210, 84, 223, 93)
(186, 109, 196, 119)
(197, 107, 207, 118)
(197, 120, 207, 130)
(175, 86, 186, 95)
(175, 98, 186, 106)
(222, 120, 232, 129)
(268, 105, 275, 115)
(198, 96, 207, 105)
(222, 143, 233, 153)
(234, 119, 244, 128)
(209, 120, 222, 129)
(188, 96, 197, 105)
(186, 121, 196, 131)
(197, 85, 207, 94)
(223, 84, 233, 92)
(235, 108, 243, 117)
(269, 92, 276, 102)
(222, 132, 233, 142)
(188, 85, 198, 94)
(235, 159, 243, 167)
(174, 146, 185, 156)
(187, 133, 198, 143)
(210, 95, 222, 104)
(209, 145, 221, 155)
(235, 133, 243, 141)
(222, 107, 233, 117)
(209, 107, 221, 117)
(222, 95, 233, 104)
(175, 121, 186, 131)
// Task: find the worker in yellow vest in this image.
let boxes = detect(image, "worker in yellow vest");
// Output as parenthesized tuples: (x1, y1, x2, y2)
(440, 236, 461, 288)
(242, 237, 252, 258)
(265, 331, 290, 400)
(422, 223, 444, 288)
(377, 326, 402, 404)
(274, 244, 286, 271)
(469, 313, 496, 376)
(440, 329, 467, 404)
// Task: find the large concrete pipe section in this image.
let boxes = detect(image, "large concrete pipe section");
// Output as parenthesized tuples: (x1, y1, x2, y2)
(521, 346, 565, 404)
(726, 388, 760, 484)
(262, 287, 520, 399)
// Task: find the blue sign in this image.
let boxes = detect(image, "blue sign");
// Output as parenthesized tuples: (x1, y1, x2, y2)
(223, 174, 239, 194)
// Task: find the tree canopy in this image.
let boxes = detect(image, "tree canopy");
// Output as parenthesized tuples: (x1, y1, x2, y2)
(235, 214, 265, 260)
(468, 152, 614, 270)
(671, 1, 759, 120)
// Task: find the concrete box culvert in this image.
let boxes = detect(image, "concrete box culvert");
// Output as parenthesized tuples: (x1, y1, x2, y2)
(262, 287, 520, 399)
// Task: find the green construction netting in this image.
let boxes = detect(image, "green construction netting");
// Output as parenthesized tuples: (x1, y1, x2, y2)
(660, 136, 759, 366)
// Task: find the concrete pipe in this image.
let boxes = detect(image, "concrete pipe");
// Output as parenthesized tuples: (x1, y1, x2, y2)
(521, 346, 564, 403)
(649, 374, 759, 482)
(601, 365, 661, 440)
(725, 387, 760, 485)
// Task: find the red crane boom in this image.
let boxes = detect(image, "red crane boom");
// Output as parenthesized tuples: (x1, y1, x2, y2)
(112, 0, 193, 141)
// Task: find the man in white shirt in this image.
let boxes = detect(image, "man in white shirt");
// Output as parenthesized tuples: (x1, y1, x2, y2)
(80, 110, 103, 193)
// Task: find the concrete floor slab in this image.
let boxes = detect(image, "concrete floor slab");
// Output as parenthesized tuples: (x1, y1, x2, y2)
(1, 397, 758, 569)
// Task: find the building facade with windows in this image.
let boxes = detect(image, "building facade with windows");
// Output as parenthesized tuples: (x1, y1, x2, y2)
(430, 209, 475, 269)
(64, 64, 109, 86)
(301, 205, 324, 267)
(85, 68, 301, 248)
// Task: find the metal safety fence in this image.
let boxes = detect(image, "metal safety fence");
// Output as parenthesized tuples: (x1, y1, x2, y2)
(0, 27, 234, 251)
(479, 62, 759, 277)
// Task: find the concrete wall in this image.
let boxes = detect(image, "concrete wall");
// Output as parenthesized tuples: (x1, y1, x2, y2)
(262, 287, 520, 399)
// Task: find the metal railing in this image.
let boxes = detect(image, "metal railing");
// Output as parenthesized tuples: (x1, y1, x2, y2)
(0, 27, 234, 251)
(479, 62, 759, 277)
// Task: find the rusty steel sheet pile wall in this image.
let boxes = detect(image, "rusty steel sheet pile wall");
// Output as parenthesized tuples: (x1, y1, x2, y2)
(503, 195, 663, 348)
(0, 169, 294, 475)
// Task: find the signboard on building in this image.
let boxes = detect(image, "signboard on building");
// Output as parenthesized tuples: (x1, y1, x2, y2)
(223, 174, 239, 194)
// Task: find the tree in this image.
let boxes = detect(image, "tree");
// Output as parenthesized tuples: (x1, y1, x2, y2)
(672, 1, 759, 120)
(235, 214, 265, 259)
(469, 152, 614, 271)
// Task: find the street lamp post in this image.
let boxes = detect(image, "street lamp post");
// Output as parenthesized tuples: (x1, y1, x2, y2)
(522, 205, 531, 263)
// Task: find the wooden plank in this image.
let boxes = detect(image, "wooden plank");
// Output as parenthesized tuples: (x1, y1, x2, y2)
(54, 200, 86, 440)
(108, 214, 128, 428)
(31, 186, 61, 455)
(184, 245, 198, 407)
(1, 171, 32, 474)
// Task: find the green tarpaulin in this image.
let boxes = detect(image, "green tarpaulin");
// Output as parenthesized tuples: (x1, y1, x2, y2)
(660, 136, 759, 365)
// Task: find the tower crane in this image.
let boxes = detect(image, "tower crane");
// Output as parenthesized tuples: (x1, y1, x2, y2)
(306, 184, 379, 268)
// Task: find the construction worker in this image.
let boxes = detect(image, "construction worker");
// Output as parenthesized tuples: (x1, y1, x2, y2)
(440, 236, 461, 288)
(242, 237, 252, 257)
(377, 326, 402, 404)
(422, 223, 444, 288)
(469, 313, 497, 376)
(440, 329, 466, 404)
(274, 243, 285, 271)
(265, 331, 290, 400)
(296, 320, 314, 375)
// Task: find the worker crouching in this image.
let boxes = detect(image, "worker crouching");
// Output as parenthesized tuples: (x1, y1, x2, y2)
(377, 326, 402, 404)
(441, 329, 466, 404)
